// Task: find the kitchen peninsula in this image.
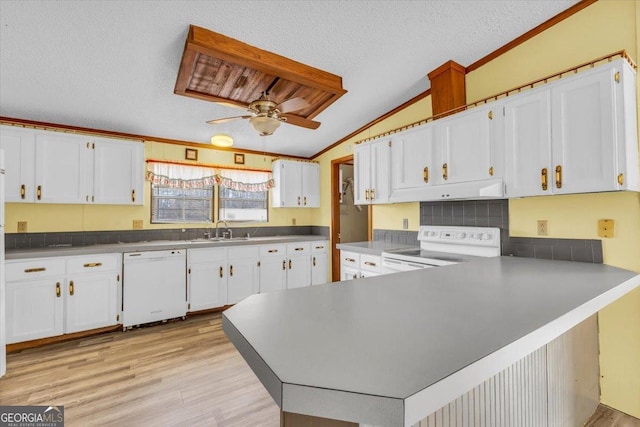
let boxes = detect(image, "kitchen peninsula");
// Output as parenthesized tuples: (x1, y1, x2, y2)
(223, 257, 640, 427)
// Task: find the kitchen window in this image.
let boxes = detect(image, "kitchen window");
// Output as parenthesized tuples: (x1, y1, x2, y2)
(151, 185, 213, 223)
(217, 168, 271, 222)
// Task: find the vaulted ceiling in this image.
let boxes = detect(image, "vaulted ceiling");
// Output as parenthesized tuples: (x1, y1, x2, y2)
(0, 1, 579, 158)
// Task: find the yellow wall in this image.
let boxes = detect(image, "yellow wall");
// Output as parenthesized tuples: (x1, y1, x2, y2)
(4, 140, 313, 233)
(312, 0, 640, 417)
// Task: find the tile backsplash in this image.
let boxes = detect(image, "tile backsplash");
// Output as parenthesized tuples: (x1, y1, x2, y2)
(374, 199, 603, 264)
(5, 225, 330, 250)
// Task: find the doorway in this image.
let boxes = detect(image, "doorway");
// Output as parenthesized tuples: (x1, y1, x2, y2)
(331, 155, 371, 282)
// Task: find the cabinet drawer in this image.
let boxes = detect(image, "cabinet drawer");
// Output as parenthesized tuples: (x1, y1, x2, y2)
(340, 251, 360, 267)
(228, 245, 259, 259)
(311, 241, 329, 254)
(66, 253, 120, 274)
(360, 254, 381, 273)
(259, 244, 286, 258)
(6, 258, 66, 281)
(188, 247, 226, 264)
(287, 242, 311, 255)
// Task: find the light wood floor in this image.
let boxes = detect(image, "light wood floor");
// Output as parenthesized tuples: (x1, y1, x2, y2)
(1, 312, 638, 427)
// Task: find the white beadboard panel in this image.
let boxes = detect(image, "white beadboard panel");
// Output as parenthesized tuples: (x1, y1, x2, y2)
(547, 315, 599, 427)
(417, 316, 598, 427)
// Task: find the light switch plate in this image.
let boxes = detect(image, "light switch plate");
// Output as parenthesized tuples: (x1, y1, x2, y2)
(537, 220, 548, 236)
(132, 219, 143, 230)
(598, 219, 614, 238)
(17, 221, 27, 233)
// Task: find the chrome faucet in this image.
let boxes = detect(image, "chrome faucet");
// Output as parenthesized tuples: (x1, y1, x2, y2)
(215, 220, 229, 239)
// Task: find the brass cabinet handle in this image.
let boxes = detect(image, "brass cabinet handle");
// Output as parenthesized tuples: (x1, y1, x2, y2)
(267, 249, 278, 253)
(442, 163, 448, 181)
(86, 195, 89, 202)
(315, 246, 324, 250)
(364, 261, 377, 267)
(304, 196, 307, 206)
(37, 185, 42, 200)
(56, 282, 61, 298)
(555, 165, 562, 189)
(219, 266, 223, 278)
(541, 168, 548, 190)
(618, 173, 624, 185)
(353, 274, 358, 279)
(24, 267, 46, 273)
(20, 184, 26, 199)
(371, 188, 375, 200)
(288, 259, 292, 270)
(345, 258, 356, 263)
(86, 142, 90, 148)
(423, 167, 429, 183)
(131, 189, 136, 202)
(297, 196, 301, 206)
(365, 189, 370, 201)
(69, 280, 74, 296)
(489, 166, 494, 176)
(488, 110, 493, 120)
(83, 262, 103, 268)
(282, 260, 286, 270)
(92, 195, 94, 202)
(313, 256, 316, 267)
(229, 265, 233, 277)
(294, 247, 304, 251)
(257, 261, 261, 267)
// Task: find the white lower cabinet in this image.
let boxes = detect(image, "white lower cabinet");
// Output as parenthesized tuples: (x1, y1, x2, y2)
(258, 244, 287, 293)
(187, 247, 227, 311)
(311, 241, 329, 285)
(5, 254, 120, 344)
(227, 246, 259, 304)
(286, 243, 311, 289)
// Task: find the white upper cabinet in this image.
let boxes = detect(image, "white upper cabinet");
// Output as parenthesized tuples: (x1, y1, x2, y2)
(93, 138, 144, 205)
(504, 89, 552, 197)
(35, 132, 93, 204)
(505, 58, 638, 197)
(0, 126, 36, 202)
(435, 103, 500, 185)
(272, 160, 320, 208)
(0, 126, 144, 205)
(389, 125, 435, 202)
(354, 138, 391, 204)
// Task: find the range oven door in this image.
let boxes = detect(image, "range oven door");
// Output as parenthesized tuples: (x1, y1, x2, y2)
(381, 257, 437, 274)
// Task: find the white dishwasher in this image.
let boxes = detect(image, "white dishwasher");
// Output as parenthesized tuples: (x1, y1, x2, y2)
(123, 249, 187, 329)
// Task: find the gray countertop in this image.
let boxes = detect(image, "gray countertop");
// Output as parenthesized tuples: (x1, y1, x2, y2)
(5, 235, 327, 260)
(336, 240, 415, 256)
(222, 257, 640, 426)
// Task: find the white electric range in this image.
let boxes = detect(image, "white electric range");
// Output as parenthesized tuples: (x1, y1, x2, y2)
(381, 226, 501, 273)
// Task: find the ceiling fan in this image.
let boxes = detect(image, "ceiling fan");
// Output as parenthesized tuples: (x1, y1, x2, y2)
(206, 85, 320, 135)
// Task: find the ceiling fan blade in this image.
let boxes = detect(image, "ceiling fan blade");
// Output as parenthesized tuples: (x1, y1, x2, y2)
(216, 101, 248, 110)
(280, 114, 321, 130)
(277, 97, 310, 114)
(206, 115, 252, 124)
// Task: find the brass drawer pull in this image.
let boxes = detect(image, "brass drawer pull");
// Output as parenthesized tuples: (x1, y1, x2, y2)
(364, 261, 377, 267)
(345, 258, 356, 263)
(541, 168, 548, 191)
(83, 262, 103, 268)
(24, 267, 46, 273)
(315, 246, 324, 250)
(267, 249, 279, 253)
(294, 247, 304, 251)
(69, 280, 75, 296)
(55, 282, 61, 298)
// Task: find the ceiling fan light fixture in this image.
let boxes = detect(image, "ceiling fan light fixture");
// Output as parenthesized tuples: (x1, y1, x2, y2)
(249, 115, 280, 136)
(211, 134, 234, 147)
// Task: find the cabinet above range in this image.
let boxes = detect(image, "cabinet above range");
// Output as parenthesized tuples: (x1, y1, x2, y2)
(0, 125, 144, 205)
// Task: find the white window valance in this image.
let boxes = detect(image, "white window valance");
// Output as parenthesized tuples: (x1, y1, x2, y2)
(145, 162, 274, 192)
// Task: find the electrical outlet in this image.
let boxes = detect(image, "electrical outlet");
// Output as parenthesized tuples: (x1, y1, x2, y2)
(292, 218, 297, 226)
(402, 218, 409, 229)
(132, 219, 143, 230)
(537, 220, 548, 236)
(17, 221, 27, 233)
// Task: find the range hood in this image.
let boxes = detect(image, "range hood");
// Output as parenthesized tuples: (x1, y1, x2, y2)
(389, 178, 505, 203)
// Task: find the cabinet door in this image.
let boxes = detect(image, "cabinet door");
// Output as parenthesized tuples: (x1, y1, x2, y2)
(390, 126, 434, 198)
(354, 143, 371, 204)
(341, 266, 360, 281)
(6, 279, 64, 343)
(504, 89, 552, 197)
(259, 257, 287, 293)
(188, 261, 227, 311)
(437, 106, 493, 184)
(311, 253, 328, 285)
(65, 272, 118, 333)
(227, 258, 258, 304)
(34, 132, 92, 203)
(370, 139, 391, 203)
(279, 161, 303, 207)
(0, 126, 36, 202)
(551, 66, 617, 194)
(287, 255, 311, 289)
(93, 138, 144, 205)
(301, 163, 320, 207)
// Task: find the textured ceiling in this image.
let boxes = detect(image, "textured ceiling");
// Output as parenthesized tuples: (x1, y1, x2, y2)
(0, 0, 579, 158)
